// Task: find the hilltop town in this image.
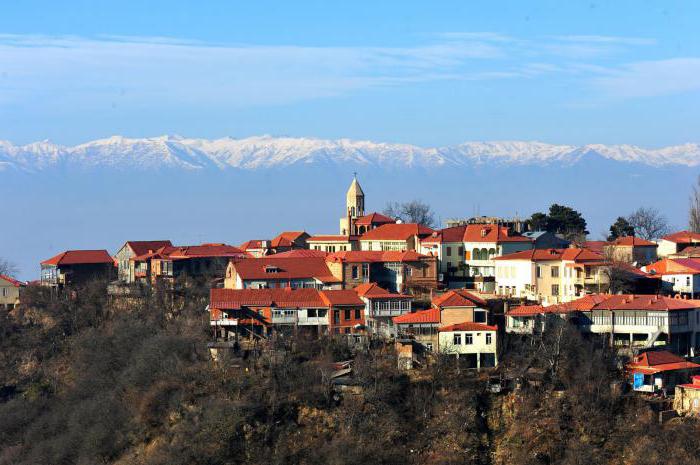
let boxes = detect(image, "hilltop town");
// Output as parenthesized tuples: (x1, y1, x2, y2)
(2, 177, 700, 464)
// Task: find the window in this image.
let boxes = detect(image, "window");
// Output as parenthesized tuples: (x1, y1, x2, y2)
(362, 263, 369, 277)
(458, 246, 464, 257)
(344, 309, 351, 320)
(486, 333, 492, 345)
(551, 266, 559, 278)
(446, 246, 452, 257)
(351, 266, 358, 279)
(474, 310, 486, 323)
(465, 334, 473, 344)
(354, 309, 361, 319)
(552, 284, 559, 296)
(308, 309, 317, 317)
(426, 343, 433, 351)
(536, 266, 542, 278)
(344, 327, 351, 334)
(687, 276, 691, 286)
(453, 334, 462, 345)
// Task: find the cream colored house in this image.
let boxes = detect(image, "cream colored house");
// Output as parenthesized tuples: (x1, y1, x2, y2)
(438, 322, 498, 369)
(359, 223, 435, 252)
(495, 248, 609, 305)
(605, 236, 657, 265)
(0, 274, 24, 310)
(657, 231, 700, 258)
(307, 235, 358, 252)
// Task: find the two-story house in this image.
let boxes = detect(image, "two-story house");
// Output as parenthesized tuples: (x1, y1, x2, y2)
(354, 282, 412, 337)
(224, 256, 342, 290)
(644, 258, 700, 298)
(658, 231, 700, 258)
(40, 250, 115, 288)
(605, 236, 658, 265)
(114, 240, 172, 282)
(0, 274, 24, 310)
(359, 223, 435, 252)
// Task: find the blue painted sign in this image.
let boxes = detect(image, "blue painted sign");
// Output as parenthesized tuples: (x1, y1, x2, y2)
(633, 372, 644, 390)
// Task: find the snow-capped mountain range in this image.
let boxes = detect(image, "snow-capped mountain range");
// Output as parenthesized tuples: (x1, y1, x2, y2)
(1, 135, 698, 172)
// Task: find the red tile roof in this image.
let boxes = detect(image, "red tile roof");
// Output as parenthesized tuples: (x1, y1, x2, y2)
(393, 307, 440, 324)
(230, 257, 340, 283)
(581, 241, 608, 254)
(354, 212, 396, 226)
(507, 304, 546, 316)
(326, 250, 427, 263)
(645, 258, 700, 275)
(0, 274, 25, 287)
(422, 224, 531, 244)
(432, 289, 487, 308)
(495, 248, 605, 262)
(210, 288, 325, 310)
(167, 244, 247, 259)
(41, 250, 114, 266)
(662, 230, 700, 244)
(612, 236, 657, 247)
(508, 294, 700, 315)
(239, 239, 266, 250)
(678, 375, 700, 390)
(353, 282, 412, 299)
(124, 240, 173, 256)
(319, 289, 364, 306)
(270, 231, 307, 248)
(359, 223, 435, 241)
(439, 322, 497, 332)
(627, 350, 700, 374)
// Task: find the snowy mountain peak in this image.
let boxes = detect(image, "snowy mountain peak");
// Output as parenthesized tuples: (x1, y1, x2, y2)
(0, 136, 698, 172)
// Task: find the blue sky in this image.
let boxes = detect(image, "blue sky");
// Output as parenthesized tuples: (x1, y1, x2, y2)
(1, 0, 699, 147)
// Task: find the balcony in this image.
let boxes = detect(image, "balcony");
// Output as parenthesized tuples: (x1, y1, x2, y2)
(210, 318, 239, 326)
(298, 316, 329, 325)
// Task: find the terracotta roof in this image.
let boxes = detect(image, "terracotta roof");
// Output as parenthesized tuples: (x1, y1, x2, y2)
(326, 250, 427, 263)
(0, 274, 25, 287)
(271, 231, 307, 248)
(432, 289, 487, 308)
(306, 235, 358, 242)
(230, 257, 341, 283)
(210, 288, 325, 310)
(627, 350, 700, 374)
(354, 212, 396, 226)
(124, 240, 173, 256)
(270, 249, 328, 258)
(645, 258, 700, 275)
(353, 282, 411, 299)
(495, 248, 604, 262)
(239, 240, 267, 250)
(359, 223, 435, 241)
(672, 246, 700, 257)
(167, 244, 247, 259)
(581, 241, 608, 254)
(319, 289, 364, 306)
(439, 322, 497, 332)
(507, 304, 546, 316)
(506, 293, 698, 316)
(678, 375, 700, 390)
(662, 230, 700, 244)
(41, 250, 114, 266)
(462, 224, 531, 243)
(393, 308, 440, 324)
(612, 236, 657, 247)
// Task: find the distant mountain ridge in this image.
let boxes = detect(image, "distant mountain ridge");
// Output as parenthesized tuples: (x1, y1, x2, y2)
(1, 135, 699, 171)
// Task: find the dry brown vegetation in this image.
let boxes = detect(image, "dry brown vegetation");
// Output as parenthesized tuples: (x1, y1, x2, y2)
(0, 281, 699, 465)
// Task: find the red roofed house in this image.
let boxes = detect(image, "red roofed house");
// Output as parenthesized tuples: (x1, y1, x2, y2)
(41, 250, 115, 287)
(354, 282, 413, 337)
(627, 350, 700, 394)
(238, 240, 272, 258)
(421, 224, 533, 292)
(674, 375, 700, 415)
(360, 222, 436, 253)
(643, 258, 700, 298)
(605, 236, 658, 265)
(494, 248, 610, 304)
(393, 289, 496, 365)
(306, 235, 359, 253)
(507, 294, 700, 355)
(224, 256, 342, 290)
(208, 287, 366, 341)
(658, 231, 700, 258)
(0, 274, 25, 310)
(270, 231, 310, 252)
(114, 240, 173, 283)
(325, 250, 438, 295)
(142, 244, 248, 284)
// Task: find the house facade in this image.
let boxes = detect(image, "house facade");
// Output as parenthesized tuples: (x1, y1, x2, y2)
(40, 250, 115, 287)
(224, 256, 342, 290)
(658, 231, 700, 258)
(438, 322, 498, 369)
(0, 274, 24, 310)
(644, 258, 700, 298)
(307, 235, 359, 253)
(139, 244, 248, 284)
(359, 223, 435, 252)
(605, 236, 658, 265)
(354, 282, 412, 337)
(114, 240, 172, 282)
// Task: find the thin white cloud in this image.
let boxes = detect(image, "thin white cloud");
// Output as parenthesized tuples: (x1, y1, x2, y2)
(592, 58, 700, 98)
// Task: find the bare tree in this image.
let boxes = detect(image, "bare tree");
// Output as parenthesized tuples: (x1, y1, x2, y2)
(690, 175, 700, 233)
(383, 200, 436, 227)
(627, 207, 670, 240)
(0, 257, 18, 277)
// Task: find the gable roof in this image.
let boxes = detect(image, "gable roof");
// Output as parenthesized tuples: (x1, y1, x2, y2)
(439, 322, 497, 332)
(239, 239, 267, 250)
(326, 250, 427, 263)
(168, 244, 247, 259)
(355, 212, 396, 226)
(662, 230, 700, 244)
(508, 294, 700, 316)
(645, 258, 700, 275)
(354, 282, 411, 299)
(432, 289, 487, 308)
(0, 274, 25, 287)
(359, 223, 435, 241)
(495, 248, 604, 262)
(210, 288, 326, 310)
(393, 307, 440, 324)
(421, 224, 532, 244)
(230, 257, 340, 283)
(581, 241, 608, 254)
(319, 289, 364, 306)
(612, 236, 657, 247)
(306, 235, 359, 243)
(124, 240, 173, 256)
(627, 350, 700, 374)
(270, 249, 329, 258)
(41, 250, 114, 266)
(270, 231, 308, 248)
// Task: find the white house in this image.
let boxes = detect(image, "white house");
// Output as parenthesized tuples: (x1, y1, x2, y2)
(438, 322, 498, 369)
(657, 231, 700, 258)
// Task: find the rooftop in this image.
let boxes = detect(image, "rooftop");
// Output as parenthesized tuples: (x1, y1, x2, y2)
(41, 249, 114, 266)
(360, 223, 435, 241)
